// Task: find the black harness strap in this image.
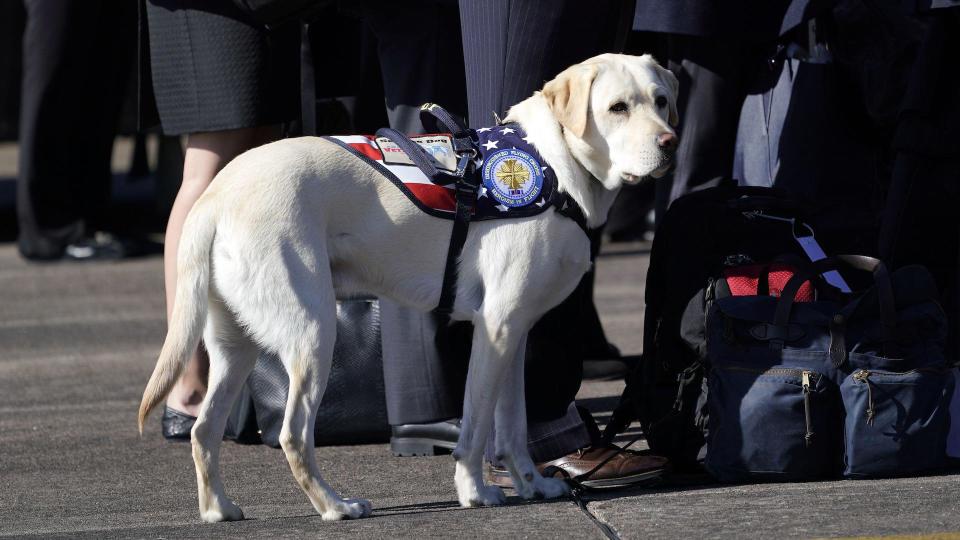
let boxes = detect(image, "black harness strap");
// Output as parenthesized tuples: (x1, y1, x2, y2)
(433, 169, 481, 327)
(556, 193, 590, 235)
(420, 104, 480, 328)
(375, 105, 482, 328)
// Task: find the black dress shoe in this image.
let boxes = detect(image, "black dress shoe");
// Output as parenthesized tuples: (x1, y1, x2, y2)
(390, 419, 460, 456)
(63, 233, 128, 261)
(162, 406, 196, 441)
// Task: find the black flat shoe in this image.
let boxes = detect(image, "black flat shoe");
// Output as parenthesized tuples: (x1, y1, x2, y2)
(390, 419, 460, 457)
(162, 406, 196, 441)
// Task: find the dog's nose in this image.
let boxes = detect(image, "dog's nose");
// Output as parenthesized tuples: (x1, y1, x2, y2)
(657, 132, 677, 152)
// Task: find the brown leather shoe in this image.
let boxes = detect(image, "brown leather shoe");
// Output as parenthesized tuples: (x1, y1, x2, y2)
(485, 445, 669, 490)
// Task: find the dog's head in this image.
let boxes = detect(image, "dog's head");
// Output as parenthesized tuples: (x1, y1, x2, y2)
(540, 53, 679, 189)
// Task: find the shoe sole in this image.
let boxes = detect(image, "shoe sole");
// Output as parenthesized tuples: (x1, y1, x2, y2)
(575, 468, 665, 489)
(391, 437, 457, 457)
(485, 466, 666, 490)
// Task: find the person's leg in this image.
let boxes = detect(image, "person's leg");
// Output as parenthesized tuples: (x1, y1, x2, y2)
(654, 35, 752, 218)
(365, 0, 467, 131)
(17, 0, 133, 260)
(379, 300, 466, 425)
(163, 126, 279, 416)
(364, 0, 470, 453)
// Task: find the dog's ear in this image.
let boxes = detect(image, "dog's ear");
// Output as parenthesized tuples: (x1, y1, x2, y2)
(654, 63, 680, 127)
(542, 64, 598, 138)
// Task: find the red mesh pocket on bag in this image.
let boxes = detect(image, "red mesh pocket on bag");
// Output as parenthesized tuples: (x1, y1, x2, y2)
(723, 263, 814, 301)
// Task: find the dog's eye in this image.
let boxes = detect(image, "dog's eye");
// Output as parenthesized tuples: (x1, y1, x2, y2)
(655, 96, 668, 109)
(608, 102, 628, 113)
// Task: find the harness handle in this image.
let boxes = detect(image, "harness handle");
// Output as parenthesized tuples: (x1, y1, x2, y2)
(374, 127, 456, 185)
(420, 103, 478, 162)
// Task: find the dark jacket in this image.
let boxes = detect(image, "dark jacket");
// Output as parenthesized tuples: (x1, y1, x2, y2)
(632, 0, 832, 41)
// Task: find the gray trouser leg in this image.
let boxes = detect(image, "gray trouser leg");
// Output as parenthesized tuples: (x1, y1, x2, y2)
(380, 300, 464, 425)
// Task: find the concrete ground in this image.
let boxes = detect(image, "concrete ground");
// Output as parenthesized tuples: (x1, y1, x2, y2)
(1, 141, 960, 539)
(2, 240, 960, 540)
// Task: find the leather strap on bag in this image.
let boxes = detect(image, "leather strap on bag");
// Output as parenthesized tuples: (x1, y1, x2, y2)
(770, 255, 897, 366)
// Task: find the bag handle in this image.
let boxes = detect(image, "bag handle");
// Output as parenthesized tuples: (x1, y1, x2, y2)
(774, 255, 890, 319)
(769, 256, 897, 360)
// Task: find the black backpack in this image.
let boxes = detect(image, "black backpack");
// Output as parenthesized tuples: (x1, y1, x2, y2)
(605, 184, 847, 471)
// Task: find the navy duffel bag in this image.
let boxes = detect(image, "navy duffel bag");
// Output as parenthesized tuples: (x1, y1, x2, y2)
(704, 255, 954, 482)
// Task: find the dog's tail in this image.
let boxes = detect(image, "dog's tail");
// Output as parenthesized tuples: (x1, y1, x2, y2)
(138, 196, 218, 435)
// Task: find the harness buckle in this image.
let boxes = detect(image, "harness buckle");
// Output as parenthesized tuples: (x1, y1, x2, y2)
(454, 151, 476, 179)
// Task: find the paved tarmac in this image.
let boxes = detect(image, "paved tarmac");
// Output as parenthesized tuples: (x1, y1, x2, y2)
(1, 239, 959, 539)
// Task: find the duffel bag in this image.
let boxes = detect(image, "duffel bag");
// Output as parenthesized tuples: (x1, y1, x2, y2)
(704, 255, 953, 482)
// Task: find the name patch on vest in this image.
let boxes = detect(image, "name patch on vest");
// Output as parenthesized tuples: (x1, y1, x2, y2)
(375, 135, 458, 173)
(481, 148, 544, 208)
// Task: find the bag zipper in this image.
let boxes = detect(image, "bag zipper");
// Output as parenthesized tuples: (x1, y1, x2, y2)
(719, 365, 818, 447)
(850, 367, 944, 427)
(801, 370, 814, 447)
(720, 365, 816, 378)
(852, 370, 875, 426)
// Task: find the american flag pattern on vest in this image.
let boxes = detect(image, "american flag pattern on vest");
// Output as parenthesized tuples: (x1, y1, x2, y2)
(323, 123, 562, 221)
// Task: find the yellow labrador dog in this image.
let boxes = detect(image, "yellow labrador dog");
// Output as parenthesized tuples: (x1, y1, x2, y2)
(138, 53, 678, 523)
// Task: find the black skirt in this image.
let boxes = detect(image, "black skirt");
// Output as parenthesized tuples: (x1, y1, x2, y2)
(145, 0, 299, 135)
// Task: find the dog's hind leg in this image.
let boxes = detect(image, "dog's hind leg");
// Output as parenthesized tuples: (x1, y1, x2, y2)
(191, 294, 258, 523)
(453, 311, 530, 507)
(493, 335, 570, 501)
(273, 276, 372, 520)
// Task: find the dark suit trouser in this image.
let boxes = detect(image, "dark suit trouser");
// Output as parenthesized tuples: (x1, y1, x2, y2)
(654, 35, 755, 218)
(459, 0, 628, 428)
(17, 0, 135, 259)
(879, 12, 960, 358)
(367, 1, 472, 426)
(364, 2, 467, 135)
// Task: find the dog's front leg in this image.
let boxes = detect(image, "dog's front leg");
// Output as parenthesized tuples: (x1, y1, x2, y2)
(453, 313, 527, 507)
(493, 336, 570, 501)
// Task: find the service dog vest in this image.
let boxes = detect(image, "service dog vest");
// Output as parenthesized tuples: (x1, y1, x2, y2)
(325, 124, 568, 221)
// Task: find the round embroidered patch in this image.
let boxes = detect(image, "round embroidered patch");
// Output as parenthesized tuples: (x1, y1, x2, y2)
(481, 148, 544, 208)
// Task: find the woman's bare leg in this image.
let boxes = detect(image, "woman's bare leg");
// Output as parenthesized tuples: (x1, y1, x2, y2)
(164, 125, 279, 416)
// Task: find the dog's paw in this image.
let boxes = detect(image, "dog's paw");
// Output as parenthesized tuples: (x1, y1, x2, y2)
(530, 475, 570, 500)
(199, 498, 245, 523)
(461, 485, 507, 508)
(512, 471, 570, 501)
(322, 498, 373, 521)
